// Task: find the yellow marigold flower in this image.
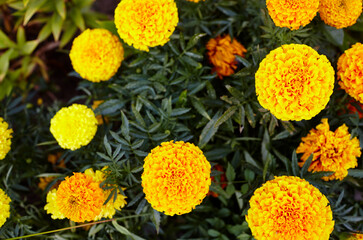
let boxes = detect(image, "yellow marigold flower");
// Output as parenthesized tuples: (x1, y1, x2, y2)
(114, 0, 178, 51)
(0, 188, 11, 227)
(348, 233, 363, 240)
(255, 44, 334, 121)
(142, 141, 211, 216)
(296, 118, 361, 181)
(84, 168, 127, 221)
(0, 117, 13, 160)
(246, 176, 334, 240)
(44, 189, 66, 220)
(266, 0, 319, 30)
(206, 35, 247, 79)
(50, 104, 98, 150)
(338, 43, 363, 103)
(56, 173, 104, 222)
(319, 0, 362, 29)
(69, 28, 124, 82)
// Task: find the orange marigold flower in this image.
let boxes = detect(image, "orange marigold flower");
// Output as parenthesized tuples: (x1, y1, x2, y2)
(296, 118, 361, 181)
(338, 43, 363, 103)
(208, 164, 227, 198)
(142, 141, 211, 216)
(114, 0, 178, 52)
(348, 233, 363, 240)
(38, 177, 57, 191)
(266, 0, 319, 30)
(319, 0, 362, 29)
(206, 35, 247, 79)
(69, 29, 124, 82)
(246, 176, 334, 240)
(255, 44, 334, 121)
(56, 173, 104, 222)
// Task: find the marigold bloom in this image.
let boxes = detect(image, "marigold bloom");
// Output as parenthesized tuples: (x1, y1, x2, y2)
(38, 177, 57, 191)
(206, 35, 247, 79)
(319, 0, 362, 29)
(50, 104, 98, 150)
(114, 0, 178, 51)
(266, 0, 319, 30)
(0, 118, 12, 160)
(338, 43, 363, 103)
(349, 233, 363, 240)
(0, 188, 11, 227)
(69, 28, 124, 82)
(297, 118, 361, 181)
(142, 141, 211, 216)
(255, 44, 334, 121)
(84, 168, 127, 221)
(246, 176, 334, 240)
(44, 168, 126, 222)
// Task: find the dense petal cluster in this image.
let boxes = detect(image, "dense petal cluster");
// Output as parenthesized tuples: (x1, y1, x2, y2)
(0, 118, 12, 160)
(348, 233, 363, 240)
(206, 35, 247, 79)
(45, 172, 104, 222)
(84, 168, 127, 221)
(44, 168, 127, 222)
(50, 104, 98, 150)
(69, 29, 124, 82)
(319, 0, 362, 29)
(255, 44, 334, 121)
(266, 0, 319, 30)
(142, 141, 211, 216)
(246, 176, 334, 240)
(114, 0, 178, 51)
(0, 188, 11, 228)
(296, 118, 361, 181)
(338, 43, 363, 103)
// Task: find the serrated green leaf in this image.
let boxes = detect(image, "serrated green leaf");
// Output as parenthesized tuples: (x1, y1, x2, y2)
(51, 13, 63, 41)
(121, 111, 130, 141)
(191, 97, 210, 120)
(300, 154, 313, 178)
(186, 33, 206, 50)
(38, 20, 52, 42)
(103, 135, 112, 157)
(243, 150, 261, 170)
(70, 8, 85, 30)
(348, 169, 363, 178)
(291, 150, 299, 177)
(24, 0, 47, 25)
(215, 106, 238, 127)
(226, 163, 236, 182)
(152, 210, 161, 234)
(112, 220, 145, 240)
(55, 0, 66, 19)
(198, 111, 222, 148)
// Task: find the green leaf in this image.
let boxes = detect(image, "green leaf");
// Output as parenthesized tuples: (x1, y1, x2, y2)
(171, 108, 191, 117)
(60, 24, 77, 48)
(186, 33, 206, 50)
(243, 150, 261, 170)
(291, 150, 299, 177)
(0, 49, 13, 82)
(208, 229, 220, 237)
(51, 13, 64, 41)
(215, 106, 238, 127)
(70, 8, 85, 31)
(38, 20, 52, 42)
(300, 154, 313, 178)
(348, 169, 363, 178)
(121, 111, 130, 141)
(245, 103, 256, 128)
(198, 111, 222, 148)
(96, 99, 124, 115)
(322, 25, 344, 47)
(103, 135, 112, 157)
(191, 96, 210, 120)
(263, 154, 272, 181)
(95, 20, 118, 36)
(16, 26, 26, 46)
(21, 40, 39, 55)
(24, 0, 47, 25)
(55, 0, 66, 19)
(226, 163, 236, 182)
(152, 210, 161, 234)
(112, 220, 145, 240)
(0, 29, 16, 49)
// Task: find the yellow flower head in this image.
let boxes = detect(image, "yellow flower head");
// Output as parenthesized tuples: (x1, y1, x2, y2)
(69, 28, 124, 82)
(246, 176, 334, 240)
(56, 173, 104, 222)
(206, 35, 247, 79)
(319, 0, 362, 29)
(142, 141, 211, 216)
(255, 44, 334, 121)
(349, 233, 363, 240)
(0, 188, 11, 227)
(84, 168, 127, 221)
(0, 117, 13, 160)
(296, 118, 361, 181)
(44, 189, 66, 220)
(266, 0, 319, 30)
(114, 0, 179, 51)
(50, 104, 98, 151)
(338, 43, 363, 103)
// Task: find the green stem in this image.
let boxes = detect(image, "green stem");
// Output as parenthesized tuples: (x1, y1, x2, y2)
(6, 214, 151, 240)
